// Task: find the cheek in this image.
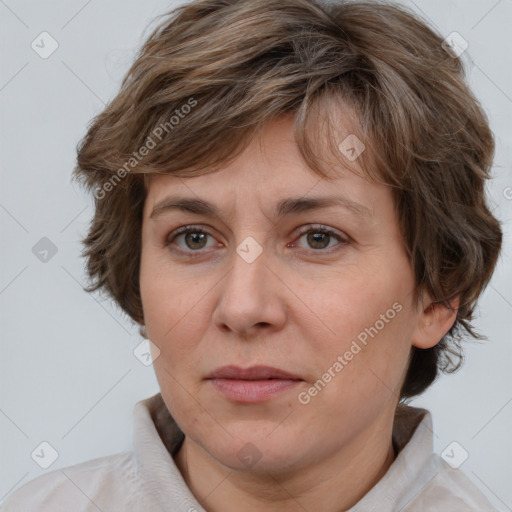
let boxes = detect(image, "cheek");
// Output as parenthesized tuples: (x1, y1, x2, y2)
(302, 264, 416, 399)
(302, 264, 408, 345)
(139, 251, 209, 372)
(140, 244, 201, 329)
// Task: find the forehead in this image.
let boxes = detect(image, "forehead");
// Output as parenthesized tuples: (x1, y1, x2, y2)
(142, 103, 388, 224)
(145, 106, 369, 190)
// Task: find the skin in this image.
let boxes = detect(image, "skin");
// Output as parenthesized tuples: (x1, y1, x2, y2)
(139, 113, 457, 512)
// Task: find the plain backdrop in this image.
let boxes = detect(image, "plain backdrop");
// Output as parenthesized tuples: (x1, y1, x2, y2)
(1, 0, 511, 509)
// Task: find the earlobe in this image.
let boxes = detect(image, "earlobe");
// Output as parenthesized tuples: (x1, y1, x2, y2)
(411, 294, 459, 350)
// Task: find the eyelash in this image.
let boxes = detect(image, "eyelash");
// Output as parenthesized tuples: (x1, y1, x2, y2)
(165, 224, 349, 256)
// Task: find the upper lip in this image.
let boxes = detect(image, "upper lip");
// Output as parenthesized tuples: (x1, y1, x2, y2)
(205, 365, 302, 381)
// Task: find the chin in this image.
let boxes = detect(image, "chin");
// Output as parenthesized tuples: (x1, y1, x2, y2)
(202, 433, 310, 475)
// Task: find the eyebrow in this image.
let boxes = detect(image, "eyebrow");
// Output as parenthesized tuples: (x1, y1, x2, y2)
(149, 195, 373, 221)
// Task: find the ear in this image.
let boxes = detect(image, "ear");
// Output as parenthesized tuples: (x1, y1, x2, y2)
(411, 293, 459, 349)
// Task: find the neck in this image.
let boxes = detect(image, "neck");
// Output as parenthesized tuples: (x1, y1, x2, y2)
(174, 410, 397, 512)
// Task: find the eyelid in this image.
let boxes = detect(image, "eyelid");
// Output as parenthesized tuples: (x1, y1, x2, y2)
(294, 224, 348, 242)
(165, 223, 350, 254)
(290, 224, 349, 252)
(166, 224, 218, 246)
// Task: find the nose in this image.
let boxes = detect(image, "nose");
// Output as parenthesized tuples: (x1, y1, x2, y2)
(211, 242, 288, 339)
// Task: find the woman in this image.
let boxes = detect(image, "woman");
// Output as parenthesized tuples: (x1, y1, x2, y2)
(2, 0, 502, 510)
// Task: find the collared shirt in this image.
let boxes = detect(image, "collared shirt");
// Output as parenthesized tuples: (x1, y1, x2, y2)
(0, 393, 497, 511)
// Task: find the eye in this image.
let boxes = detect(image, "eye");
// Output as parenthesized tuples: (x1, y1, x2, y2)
(165, 224, 348, 256)
(166, 225, 219, 253)
(291, 224, 348, 252)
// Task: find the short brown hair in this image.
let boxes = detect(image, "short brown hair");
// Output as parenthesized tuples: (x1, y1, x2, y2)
(73, 0, 502, 399)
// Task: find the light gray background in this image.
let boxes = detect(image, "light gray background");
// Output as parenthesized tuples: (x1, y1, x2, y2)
(1, 0, 511, 509)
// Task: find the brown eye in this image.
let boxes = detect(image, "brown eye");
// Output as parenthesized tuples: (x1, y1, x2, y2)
(167, 226, 215, 252)
(183, 231, 208, 250)
(293, 225, 348, 252)
(305, 231, 332, 250)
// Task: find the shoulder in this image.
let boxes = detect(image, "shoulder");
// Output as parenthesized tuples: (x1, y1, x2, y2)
(402, 454, 498, 511)
(0, 451, 138, 512)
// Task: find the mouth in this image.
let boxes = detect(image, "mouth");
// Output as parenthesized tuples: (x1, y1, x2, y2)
(205, 365, 303, 381)
(205, 365, 304, 403)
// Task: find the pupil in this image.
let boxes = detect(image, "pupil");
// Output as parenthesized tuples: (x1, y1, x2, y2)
(308, 232, 328, 249)
(187, 232, 206, 249)
(184, 231, 330, 250)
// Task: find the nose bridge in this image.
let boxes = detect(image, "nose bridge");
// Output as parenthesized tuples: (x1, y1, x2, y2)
(212, 233, 286, 335)
(227, 234, 270, 302)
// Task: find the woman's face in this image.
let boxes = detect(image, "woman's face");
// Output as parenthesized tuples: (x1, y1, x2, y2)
(139, 114, 423, 474)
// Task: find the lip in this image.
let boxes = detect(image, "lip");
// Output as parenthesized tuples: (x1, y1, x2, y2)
(205, 365, 303, 381)
(205, 365, 303, 403)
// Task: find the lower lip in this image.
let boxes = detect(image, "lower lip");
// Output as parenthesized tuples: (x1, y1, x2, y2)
(208, 378, 302, 403)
